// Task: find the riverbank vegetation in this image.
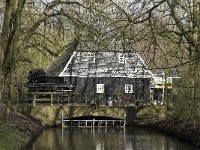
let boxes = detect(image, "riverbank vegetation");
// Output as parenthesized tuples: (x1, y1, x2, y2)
(0, 125, 28, 150)
(131, 105, 200, 147)
(153, 117, 200, 147)
(0, 103, 42, 150)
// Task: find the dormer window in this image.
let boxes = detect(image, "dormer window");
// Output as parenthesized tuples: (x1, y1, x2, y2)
(119, 54, 126, 64)
(87, 53, 95, 63)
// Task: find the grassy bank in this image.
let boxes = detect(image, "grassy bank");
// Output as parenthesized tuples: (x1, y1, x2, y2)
(0, 114, 42, 150)
(0, 103, 42, 150)
(0, 125, 29, 150)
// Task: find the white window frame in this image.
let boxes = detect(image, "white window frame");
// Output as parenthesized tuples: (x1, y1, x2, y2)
(119, 54, 126, 64)
(96, 84, 104, 93)
(125, 84, 133, 93)
(87, 53, 95, 63)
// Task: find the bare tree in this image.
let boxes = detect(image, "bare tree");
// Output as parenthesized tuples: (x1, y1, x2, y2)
(0, 0, 99, 122)
(81, 0, 199, 124)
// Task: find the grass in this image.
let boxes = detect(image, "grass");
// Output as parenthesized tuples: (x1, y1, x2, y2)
(0, 124, 29, 150)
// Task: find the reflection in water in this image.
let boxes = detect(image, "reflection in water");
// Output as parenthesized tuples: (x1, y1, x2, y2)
(28, 128, 199, 150)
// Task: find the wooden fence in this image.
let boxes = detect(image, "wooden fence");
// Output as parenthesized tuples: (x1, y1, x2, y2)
(16, 91, 151, 107)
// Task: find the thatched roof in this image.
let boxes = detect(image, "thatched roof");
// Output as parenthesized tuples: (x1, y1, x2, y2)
(45, 39, 79, 77)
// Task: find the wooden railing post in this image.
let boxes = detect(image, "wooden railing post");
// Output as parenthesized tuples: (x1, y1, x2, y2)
(68, 94, 70, 105)
(93, 119, 95, 128)
(85, 94, 88, 105)
(33, 94, 36, 106)
(51, 93, 53, 106)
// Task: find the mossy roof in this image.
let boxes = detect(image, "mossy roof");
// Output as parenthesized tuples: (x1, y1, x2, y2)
(45, 39, 79, 77)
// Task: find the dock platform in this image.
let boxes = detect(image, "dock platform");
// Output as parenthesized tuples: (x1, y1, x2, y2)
(62, 119, 125, 127)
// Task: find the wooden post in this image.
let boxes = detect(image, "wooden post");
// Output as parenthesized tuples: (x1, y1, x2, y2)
(124, 113, 126, 128)
(93, 119, 95, 128)
(85, 94, 88, 105)
(61, 113, 63, 128)
(61, 124, 64, 142)
(68, 94, 70, 105)
(33, 94, 36, 106)
(51, 93, 53, 106)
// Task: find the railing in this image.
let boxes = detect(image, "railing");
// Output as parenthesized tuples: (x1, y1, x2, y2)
(15, 82, 154, 107)
(17, 91, 152, 107)
(17, 91, 72, 106)
(62, 119, 125, 127)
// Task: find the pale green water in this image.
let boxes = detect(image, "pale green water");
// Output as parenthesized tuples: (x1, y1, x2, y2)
(28, 128, 199, 150)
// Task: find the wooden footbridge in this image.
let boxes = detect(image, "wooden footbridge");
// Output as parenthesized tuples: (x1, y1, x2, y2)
(16, 83, 153, 107)
(16, 83, 161, 128)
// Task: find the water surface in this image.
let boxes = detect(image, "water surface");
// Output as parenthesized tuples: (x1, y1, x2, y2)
(28, 127, 199, 150)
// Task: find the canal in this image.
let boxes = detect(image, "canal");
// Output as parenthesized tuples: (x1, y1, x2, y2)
(28, 127, 199, 150)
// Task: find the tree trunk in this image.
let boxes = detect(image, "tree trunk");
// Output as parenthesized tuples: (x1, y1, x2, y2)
(0, 0, 22, 122)
(3, 68, 14, 123)
(0, 1, 12, 105)
(0, 46, 4, 103)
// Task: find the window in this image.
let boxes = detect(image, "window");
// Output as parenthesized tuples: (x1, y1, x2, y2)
(125, 84, 133, 93)
(119, 54, 126, 64)
(96, 84, 104, 93)
(87, 53, 95, 63)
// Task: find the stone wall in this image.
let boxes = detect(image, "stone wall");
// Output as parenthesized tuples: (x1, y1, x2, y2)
(18, 105, 166, 127)
(18, 105, 126, 127)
